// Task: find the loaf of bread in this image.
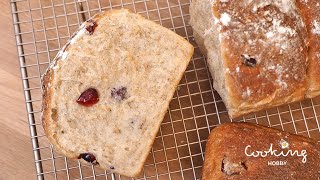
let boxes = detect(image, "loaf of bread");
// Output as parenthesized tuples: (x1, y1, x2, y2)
(202, 123, 320, 179)
(296, 0, 320, 98)
(41, 9, 193, 177)
(190, 0, 309, 118)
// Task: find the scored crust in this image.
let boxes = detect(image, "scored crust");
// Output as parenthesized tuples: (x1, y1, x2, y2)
(191, 0, 308, 118)
(41, 9, 194, 177)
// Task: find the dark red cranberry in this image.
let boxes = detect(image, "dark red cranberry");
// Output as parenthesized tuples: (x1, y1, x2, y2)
(111, 87, 127, 101)
(85, 19, 98, 35)
(78, 153, 98, 165)
(241, 54, 257, 67)
(76, 88, 99, 107)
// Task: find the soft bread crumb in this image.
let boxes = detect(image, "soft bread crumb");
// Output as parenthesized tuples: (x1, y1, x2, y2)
(42, 9, 193, 177)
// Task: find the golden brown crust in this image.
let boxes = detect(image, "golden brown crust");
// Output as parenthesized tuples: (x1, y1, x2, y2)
(296, 0, 320, 98)
(211, 0, 308, 118)
(41, 66, 53, 144)
(228, 89, 305, 118)
(202, 122, 320, 180)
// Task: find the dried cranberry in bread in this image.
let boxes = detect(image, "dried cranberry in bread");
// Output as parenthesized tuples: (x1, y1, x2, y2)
(202, 123, 320, 179)
(41, 9, 193, 177)
(296, 0, 320, 98)
(190, 0, 308, 118)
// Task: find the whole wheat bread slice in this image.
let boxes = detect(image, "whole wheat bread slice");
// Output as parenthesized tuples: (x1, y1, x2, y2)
(41, 9, 193, 177)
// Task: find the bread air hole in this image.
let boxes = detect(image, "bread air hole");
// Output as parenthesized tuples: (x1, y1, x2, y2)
(221, 157, 247, 176)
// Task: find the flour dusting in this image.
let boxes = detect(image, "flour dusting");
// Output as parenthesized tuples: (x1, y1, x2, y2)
(312, 20, 320, 35)
(220, 13, 231, 26)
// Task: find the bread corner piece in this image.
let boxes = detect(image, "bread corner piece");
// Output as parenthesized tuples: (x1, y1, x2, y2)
(41, 9, 193, 177)
(190, 0, 308, 118)
(202, 122, 320, 179)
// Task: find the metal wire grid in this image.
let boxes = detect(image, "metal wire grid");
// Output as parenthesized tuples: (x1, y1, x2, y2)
(10, 0, 320, 179)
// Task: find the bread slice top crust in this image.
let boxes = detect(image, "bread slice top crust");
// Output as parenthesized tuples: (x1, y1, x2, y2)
(41, 9, 193, 177)
(202, 122, 320, 179)
(211, 0, 308, 117)
(296, 0, 320, 98)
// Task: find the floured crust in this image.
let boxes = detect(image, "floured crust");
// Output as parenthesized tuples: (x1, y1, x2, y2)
(191, 0, 308, 118)
(202, 122, 320, 179)
(41, 12, 103, 160)
(41, 18, 95, 159)
(296, 0, 320, 98)
(213, 0, 308, 117)
(41, 9, 194, 177)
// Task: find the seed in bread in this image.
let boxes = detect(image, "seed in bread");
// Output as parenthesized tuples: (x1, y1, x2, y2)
(41, 9, 194, 177)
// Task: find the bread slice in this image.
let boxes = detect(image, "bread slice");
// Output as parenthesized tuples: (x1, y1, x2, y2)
(41, 9, 193, 177)
(202, 122, 320, 179)
(190, 0, 308, 118)
(296, 0, 320, 98)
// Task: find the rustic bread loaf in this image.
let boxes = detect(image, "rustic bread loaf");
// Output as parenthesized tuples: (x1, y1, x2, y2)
(202, 122, 320, 179)
(296, 0, 320, 98)
(190, 0, 308, 118)
(41, 9, 193, 177)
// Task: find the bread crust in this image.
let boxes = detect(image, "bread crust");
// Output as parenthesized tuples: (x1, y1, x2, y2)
(202, 122, 320, 179)
(41, 9, 194, 177)
(296, 0, 320, 98)
(190, 0, 308, 118)
(41, 12, 96, 160)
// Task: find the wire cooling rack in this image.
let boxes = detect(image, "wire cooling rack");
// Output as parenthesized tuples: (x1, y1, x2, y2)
(10, 0, 320, 179)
